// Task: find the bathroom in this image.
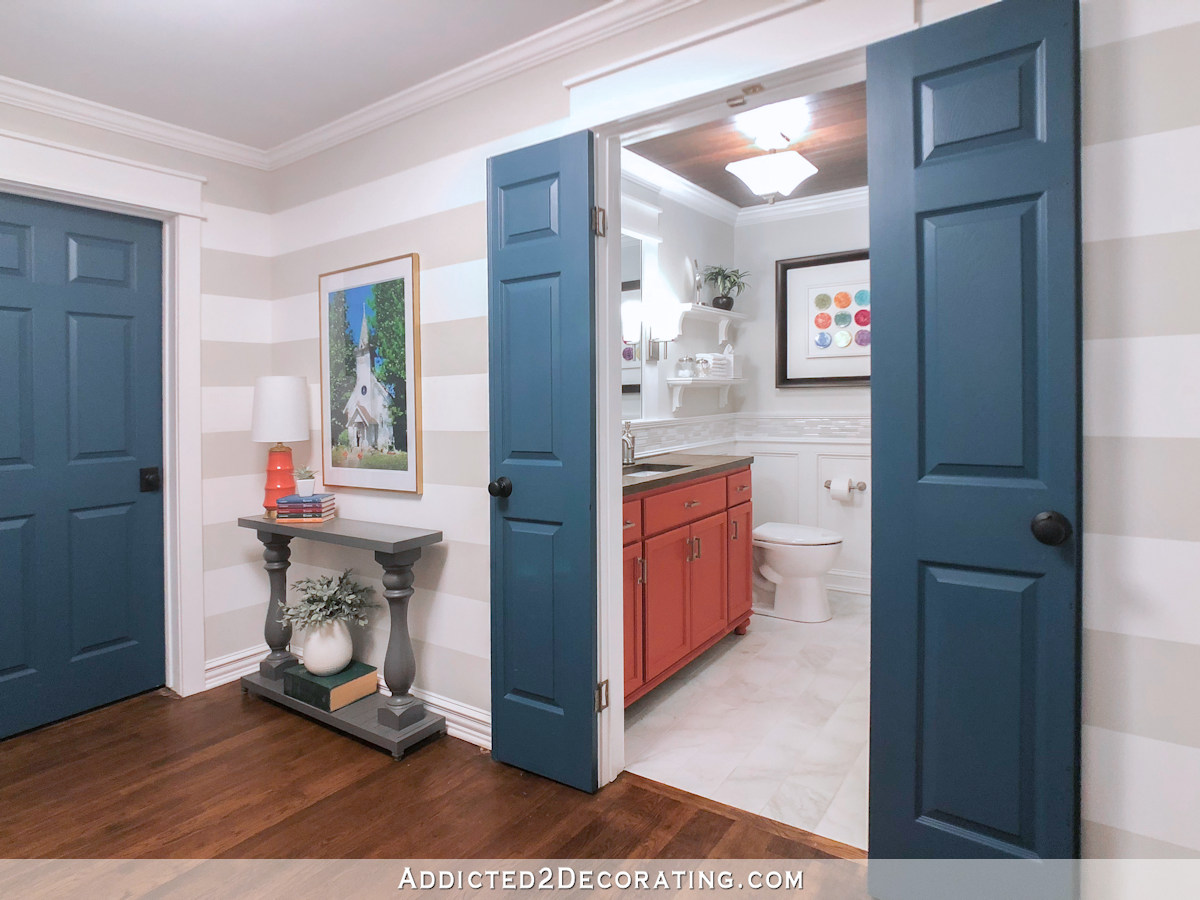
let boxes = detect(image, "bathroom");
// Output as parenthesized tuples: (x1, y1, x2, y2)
(615, 83, 872, 851)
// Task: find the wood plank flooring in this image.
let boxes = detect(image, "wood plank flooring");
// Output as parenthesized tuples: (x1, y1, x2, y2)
(0, 683, 866, 861)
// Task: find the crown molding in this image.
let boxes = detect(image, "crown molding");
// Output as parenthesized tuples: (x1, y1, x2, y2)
(263, 0, 704, 169)
(735, 185, 868, 226)
(622, 148, 740, 225)
(0, 0, 702, 173)
(0, 75, 271, 170)
(563, 0, 822, 91)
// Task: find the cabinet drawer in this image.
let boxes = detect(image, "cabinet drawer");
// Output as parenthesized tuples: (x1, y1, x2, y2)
(622, 499, 642, 545)
(643, 477, 727, 535)
(726, 468, 752, 505)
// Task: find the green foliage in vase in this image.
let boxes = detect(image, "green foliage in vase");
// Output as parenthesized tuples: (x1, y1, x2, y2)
(701, 265, 750, 298)
(280, 570, 377, 629)
(293, 466, 315, 479)
(327, 290, 357, 439)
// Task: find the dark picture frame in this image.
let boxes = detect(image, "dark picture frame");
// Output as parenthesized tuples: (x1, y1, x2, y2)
(775, 249, 871, 387)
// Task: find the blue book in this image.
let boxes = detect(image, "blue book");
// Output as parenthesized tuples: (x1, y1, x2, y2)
(276, 493, 335, 505)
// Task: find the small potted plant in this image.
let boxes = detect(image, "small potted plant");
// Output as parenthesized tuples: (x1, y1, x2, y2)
(294, 466, 316, 497)
(701, 265, 750, 311)
(281, 570, 377, 676)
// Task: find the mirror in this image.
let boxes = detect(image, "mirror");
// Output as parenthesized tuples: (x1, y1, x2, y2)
(620, 235, 643, 420)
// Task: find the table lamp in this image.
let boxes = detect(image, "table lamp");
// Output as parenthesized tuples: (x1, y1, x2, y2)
(251, 376, 310, 517)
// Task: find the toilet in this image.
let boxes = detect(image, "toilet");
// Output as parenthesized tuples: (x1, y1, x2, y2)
(752, 522, 843, 623)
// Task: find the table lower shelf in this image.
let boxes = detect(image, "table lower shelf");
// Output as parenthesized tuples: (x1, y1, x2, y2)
(241, 672, 446, 758)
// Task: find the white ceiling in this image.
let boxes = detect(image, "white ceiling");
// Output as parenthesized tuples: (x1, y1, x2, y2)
(0, 0, 608, 149)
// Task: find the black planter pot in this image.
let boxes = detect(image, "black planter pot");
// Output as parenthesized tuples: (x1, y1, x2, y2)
(712, 295, 734, 311)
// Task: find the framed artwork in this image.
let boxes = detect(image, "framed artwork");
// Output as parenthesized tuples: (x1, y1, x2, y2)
(776, 250, 871, 387)
(318, 254, 422, 493)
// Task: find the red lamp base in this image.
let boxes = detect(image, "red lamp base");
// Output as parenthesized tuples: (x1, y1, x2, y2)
(263, 443, 296, 516)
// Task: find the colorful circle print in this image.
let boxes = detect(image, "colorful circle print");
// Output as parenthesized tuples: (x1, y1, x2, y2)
(813, 293, 832, 310)
(855, 309, 870, 326)
(834, 311, 853, 328)
(814, 332, 832, 349)
(855, 330, 871, 347)
(834, 330, 853, 348)
(814, 312, 832, 329)
(834, 291, 853, 309)
(855, 289, 870, 307)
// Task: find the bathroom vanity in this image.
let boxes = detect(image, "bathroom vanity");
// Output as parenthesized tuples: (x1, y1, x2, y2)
(622, 453, 753, 706)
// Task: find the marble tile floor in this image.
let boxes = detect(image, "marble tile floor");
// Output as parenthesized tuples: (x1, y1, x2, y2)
(623, 592, 870, 850)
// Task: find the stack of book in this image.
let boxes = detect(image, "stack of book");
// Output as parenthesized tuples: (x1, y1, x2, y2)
(283, 661, 378, 712)
(275, 492, 336, 523)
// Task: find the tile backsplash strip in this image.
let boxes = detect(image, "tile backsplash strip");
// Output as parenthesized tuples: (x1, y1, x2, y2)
(630, 414, 871, 454)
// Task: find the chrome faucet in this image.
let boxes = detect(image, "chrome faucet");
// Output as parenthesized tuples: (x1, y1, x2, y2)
(621, 421, 636, 466)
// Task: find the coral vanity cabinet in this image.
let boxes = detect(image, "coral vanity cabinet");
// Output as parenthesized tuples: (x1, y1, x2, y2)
(623, 463, 753, 706)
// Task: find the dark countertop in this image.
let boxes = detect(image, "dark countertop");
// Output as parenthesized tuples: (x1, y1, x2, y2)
(622, 452, 753, 497)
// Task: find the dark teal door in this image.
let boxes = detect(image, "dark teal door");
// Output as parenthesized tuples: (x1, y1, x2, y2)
(0, 193, 165, 739)
(486, 131, 598, 791)
(868, 0, 1080, 859)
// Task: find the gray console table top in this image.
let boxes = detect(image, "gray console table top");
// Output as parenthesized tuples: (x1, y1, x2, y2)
(238, 515, 442, 555)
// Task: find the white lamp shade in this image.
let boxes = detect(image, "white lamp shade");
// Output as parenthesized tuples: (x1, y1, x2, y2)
(726, 151, 818, 198)
(251, 376, 310, 443)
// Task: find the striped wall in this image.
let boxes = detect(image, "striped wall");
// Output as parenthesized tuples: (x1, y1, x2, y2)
(1078, 0, 1200, 859)
(4, 0, 1198, 858)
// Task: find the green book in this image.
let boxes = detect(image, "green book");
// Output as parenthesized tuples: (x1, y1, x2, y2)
(283, 660, 378, 712)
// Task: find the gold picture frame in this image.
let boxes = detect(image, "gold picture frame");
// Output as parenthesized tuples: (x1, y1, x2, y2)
(317, 253, 423, 494)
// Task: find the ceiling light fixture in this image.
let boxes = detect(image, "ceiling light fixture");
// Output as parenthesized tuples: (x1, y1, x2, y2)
(733, 97, 812, 150)
(725, 151, 818, 200)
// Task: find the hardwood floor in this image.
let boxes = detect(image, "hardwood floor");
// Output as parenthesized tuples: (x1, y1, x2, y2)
(0, 683, 866, 861)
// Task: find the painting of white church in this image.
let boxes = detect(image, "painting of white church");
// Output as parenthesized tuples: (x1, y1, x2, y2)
(318, 254, 422, 494)
(344, 304, 395, 452)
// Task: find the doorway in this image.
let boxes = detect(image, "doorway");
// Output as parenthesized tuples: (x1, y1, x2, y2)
(606, 65, 873, 850)
(0, 192, 167, 738)
(486, 0, 1081, 865)
(591, 0, 1081, 862)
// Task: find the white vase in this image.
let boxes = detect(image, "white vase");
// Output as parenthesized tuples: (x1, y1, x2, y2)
(303, 620, 353, 676)
(295, 478, 316, 497)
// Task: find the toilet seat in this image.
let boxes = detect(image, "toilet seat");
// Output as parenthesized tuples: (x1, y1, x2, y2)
(752, 522, 843, 546)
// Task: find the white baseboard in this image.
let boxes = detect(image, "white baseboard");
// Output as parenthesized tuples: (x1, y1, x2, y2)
(203, 644, 492, 750)
(204, 643, 269, 690)
(826, 569, 871, 596)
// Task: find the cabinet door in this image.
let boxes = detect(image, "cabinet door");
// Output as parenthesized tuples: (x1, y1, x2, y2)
(623, 541, 644, 698)
(689, 512, 729, 647)
(727, 502, 754, 624)
(643, 525, 691, 681)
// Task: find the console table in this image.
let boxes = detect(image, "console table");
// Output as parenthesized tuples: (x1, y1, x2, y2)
(237, 515, 445, 758)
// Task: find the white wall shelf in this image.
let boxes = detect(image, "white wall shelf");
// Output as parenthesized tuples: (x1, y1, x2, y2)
(665, 377, 746, 412)
(678, 304, 746, 344)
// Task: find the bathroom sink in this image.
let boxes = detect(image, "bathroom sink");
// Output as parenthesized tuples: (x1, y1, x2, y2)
(623, 463, 688, 478)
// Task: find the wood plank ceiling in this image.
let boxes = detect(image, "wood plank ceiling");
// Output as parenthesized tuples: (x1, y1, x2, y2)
(627, 81, 867, 208)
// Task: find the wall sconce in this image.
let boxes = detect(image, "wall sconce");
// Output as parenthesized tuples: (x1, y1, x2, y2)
(645, 300, 683, 362)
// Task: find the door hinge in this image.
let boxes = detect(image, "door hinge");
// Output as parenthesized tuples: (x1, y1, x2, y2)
(592, 206, 607, 237)
(596, 679, 610, 712)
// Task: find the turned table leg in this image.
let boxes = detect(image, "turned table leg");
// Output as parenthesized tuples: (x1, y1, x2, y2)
(256, 530, 296, 679)
(375, 548, 425, 731)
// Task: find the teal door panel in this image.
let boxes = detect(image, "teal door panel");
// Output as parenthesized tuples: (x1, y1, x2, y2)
(868, 0, 1081, 862)
(0, 193, 165, 738)
(486, 132, 598, 791)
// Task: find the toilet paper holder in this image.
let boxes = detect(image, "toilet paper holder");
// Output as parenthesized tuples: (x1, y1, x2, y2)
(824, 479, 867, 492)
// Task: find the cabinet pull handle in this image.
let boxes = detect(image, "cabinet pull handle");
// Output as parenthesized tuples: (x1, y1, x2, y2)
(623, 520, 635, 530)
(737, 484, 750, 492)
(638, 558, 646, 585)
(684, 500, 700, 508)
(686, 537, 694, 562)
(694, 537, 702, 559)
(732, 520, 738, 540)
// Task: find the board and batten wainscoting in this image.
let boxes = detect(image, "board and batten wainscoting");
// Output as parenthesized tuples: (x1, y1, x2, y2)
(629, 414, 871, 597)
